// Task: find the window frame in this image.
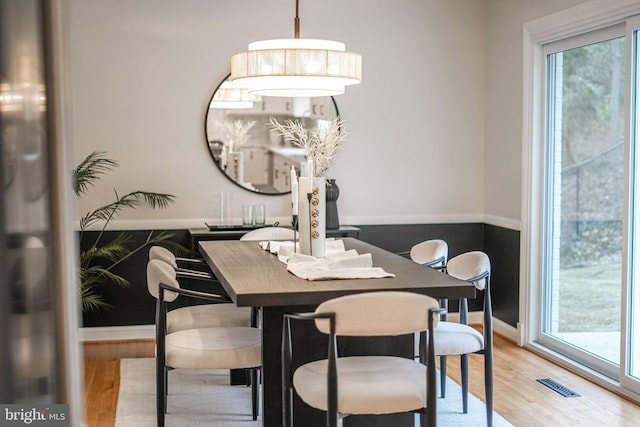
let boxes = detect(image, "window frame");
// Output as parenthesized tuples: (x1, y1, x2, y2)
(522, 0, 640, 402)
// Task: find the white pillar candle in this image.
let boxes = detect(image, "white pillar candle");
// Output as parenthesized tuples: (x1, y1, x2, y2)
(291, 166, 299, 215)
(292, 181, 299, 215)
(291, 165, 297, 189)
(306, 159, 314, 193)
(291, 186, 298, 215)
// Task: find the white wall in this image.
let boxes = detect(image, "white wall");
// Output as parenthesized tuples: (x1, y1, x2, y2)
(67, 0, 487, 229)
(483, 0, 589, 229)
(67, 0, 589, 231)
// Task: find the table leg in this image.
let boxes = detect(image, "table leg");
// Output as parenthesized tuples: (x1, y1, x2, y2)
(230, 368, 246, 385)
(261, 305, 285, 427)
(262, 306, 326, 427)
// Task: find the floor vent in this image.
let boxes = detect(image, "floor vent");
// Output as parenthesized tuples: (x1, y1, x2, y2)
(536, 378, 581, 397)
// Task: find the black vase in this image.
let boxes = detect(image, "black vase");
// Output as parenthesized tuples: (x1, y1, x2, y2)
(325, 179, 340, 230)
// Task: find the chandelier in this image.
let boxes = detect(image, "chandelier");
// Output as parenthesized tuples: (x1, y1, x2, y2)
(230, 0, 362, 97)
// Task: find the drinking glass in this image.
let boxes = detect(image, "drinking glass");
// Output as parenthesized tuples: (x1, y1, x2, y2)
(242, 205, 254, 225)
(253, 204, 266, 226)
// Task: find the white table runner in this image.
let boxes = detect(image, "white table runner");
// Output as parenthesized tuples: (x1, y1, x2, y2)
(259, 239, 395, 280)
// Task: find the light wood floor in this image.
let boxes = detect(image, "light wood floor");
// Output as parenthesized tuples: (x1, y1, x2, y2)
(83, 334, 640, 427)
(83, 339, 155, 427)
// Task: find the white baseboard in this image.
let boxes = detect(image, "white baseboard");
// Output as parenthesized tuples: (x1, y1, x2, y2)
(447, 312, 519, 343)
(80, 325, 154, 342)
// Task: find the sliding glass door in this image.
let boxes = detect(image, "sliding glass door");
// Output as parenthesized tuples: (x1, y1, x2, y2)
(624, 22, 640, 393)
(539, 21, 640, 394)
(542, 29, 625, 378)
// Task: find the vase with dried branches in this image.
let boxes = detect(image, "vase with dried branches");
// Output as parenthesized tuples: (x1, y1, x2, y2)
(217, 119, 256, 183)
(269, 117, 347, 253)
(268, 116, 346, 178)
(221, 119, 256, 154)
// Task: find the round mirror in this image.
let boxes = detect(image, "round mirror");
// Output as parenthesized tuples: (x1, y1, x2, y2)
(204, 73, 339, 195)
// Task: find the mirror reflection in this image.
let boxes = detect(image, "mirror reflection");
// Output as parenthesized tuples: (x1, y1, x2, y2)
(204, 74, 339, 195)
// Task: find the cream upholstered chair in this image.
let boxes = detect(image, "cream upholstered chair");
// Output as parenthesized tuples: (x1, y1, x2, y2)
(432, 251, 493, 427)
(149, 245, 210, 276)
(148, 247, 251, 333)
(409, 239, 448, 268)
(148, 259, 261, 426)
(240, 226, 295, 241)
(405, 239, 450, 396)
(282, 291, 444, 427)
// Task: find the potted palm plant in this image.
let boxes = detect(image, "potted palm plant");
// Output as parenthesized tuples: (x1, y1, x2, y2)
(73, 151, 186, 313)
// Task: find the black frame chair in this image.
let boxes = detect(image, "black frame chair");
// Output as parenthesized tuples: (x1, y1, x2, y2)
(282, 291, 445, 427)
(433, 251, 493, 427)
(152, 263, 261, 427)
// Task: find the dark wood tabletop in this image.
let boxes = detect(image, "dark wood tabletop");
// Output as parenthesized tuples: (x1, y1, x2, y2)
(198, 237, 476, 426)
(199, 237, 475, 307)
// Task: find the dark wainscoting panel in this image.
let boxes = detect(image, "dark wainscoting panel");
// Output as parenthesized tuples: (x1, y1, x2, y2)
(80, 223, 520, 329)
(483, 224, 520, 328)
(357, 223, 485, 258)
(357, 223, 520, 328)
(81, 229, 194, 327)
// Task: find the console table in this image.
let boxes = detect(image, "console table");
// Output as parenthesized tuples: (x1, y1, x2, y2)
(188, 225, 360, 251)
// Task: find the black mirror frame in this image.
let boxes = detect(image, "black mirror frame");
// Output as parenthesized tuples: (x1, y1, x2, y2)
(204, 73, 340, 196)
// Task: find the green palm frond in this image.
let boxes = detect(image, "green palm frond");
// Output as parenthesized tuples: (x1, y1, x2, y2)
(120, 190, 175, 209)
(80, 190, 175, 231)
(107, 231, 185, 270)
(81, 234, 131, 267)
(73, 151, 119, 196)
(80, 282, 112, 313)
(81, 264, 131, 287)
(74, 151, 186, 313)
(79, 266, 121, 313)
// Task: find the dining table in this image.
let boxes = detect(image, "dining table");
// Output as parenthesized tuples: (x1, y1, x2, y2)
(198, 237, 476, 427)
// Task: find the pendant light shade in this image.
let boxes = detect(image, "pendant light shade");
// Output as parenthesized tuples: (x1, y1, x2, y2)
(230, 1, 362, 97)
(209, 80, 261, 109)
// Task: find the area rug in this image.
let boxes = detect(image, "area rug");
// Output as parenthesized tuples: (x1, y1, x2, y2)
(115, 358, 512, 427)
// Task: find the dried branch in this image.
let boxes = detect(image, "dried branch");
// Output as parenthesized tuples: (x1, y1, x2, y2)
(269, 117, 347, 176)
(221, 119, 256, 152)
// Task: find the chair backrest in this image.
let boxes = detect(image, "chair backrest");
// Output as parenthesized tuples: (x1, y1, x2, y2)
(240, 226, 295, 241)
(446, 251, 490, 290)
(410, 239, 448, 267)
(313, 291, 440, 336)
(146, 259, 180, 301)
(149, 246, 177, 268)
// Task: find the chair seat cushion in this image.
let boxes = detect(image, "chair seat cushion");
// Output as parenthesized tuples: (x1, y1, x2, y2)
(167, 303, 251, 334)
(165, 327, 261, 370)
(433, 321, 484, 355)
(293, 356, 427, 415)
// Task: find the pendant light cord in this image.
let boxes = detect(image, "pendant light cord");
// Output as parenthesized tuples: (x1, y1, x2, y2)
(294, 0, 300, 38)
